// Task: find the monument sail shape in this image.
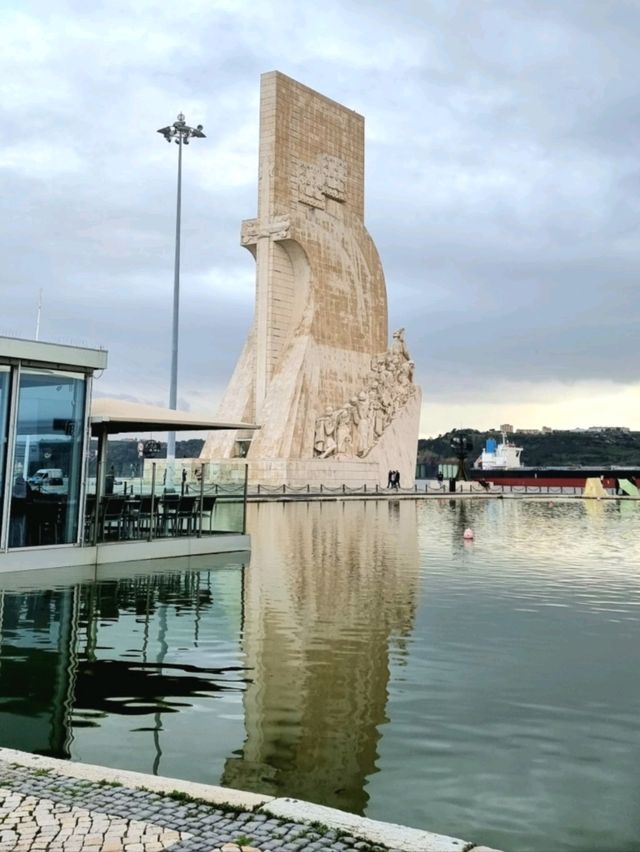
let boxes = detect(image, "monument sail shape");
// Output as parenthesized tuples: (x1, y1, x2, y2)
(201, 71, 421, 487)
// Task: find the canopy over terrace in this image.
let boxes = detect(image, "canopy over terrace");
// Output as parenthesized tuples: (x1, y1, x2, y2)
(90, 398, 259, 435)
(90, 398, 258, 502)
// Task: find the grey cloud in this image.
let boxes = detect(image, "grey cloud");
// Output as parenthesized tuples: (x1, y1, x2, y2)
(1, 0, 639, 425)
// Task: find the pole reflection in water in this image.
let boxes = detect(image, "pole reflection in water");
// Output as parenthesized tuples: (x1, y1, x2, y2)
(224, 500, 421, 814)
(71, 566, 247, 779)
(0, 587, 77, 758)
(0, 557, 249, 780)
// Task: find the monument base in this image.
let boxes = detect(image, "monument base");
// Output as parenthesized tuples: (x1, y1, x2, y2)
(245, 458, 381, 489)
(195, 389, 421, 490)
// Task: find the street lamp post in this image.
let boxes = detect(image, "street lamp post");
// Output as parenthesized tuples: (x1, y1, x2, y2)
(157, 113, 205, 487)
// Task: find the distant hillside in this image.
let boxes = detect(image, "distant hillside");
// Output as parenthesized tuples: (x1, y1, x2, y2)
(97, 430, 640, 478)
(418, 429, 640, 473)
(91, 438, 205, 477)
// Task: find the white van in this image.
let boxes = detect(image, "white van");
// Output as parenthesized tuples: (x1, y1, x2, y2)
(28, 469, 66, 493)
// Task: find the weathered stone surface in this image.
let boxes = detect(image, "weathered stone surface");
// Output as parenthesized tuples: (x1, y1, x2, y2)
(201, 71, 421, 488)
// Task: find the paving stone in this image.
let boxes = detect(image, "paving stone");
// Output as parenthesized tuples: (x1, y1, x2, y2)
(0, 785, 190, 852)
(0, 755, 492, 852)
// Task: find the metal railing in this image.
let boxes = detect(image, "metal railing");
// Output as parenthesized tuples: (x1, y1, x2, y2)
(242, 482, 596, 498)
(84, 463, 248, 545)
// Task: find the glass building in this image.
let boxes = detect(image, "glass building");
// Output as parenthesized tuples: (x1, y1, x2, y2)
(0, 336, 107, 553)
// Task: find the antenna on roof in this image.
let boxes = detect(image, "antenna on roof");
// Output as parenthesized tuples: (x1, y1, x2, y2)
(35, 289, 43, 341)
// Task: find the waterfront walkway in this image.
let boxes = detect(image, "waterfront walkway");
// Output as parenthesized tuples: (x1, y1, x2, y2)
(0, 750, 499, 852)
(244, 488, 637, 502)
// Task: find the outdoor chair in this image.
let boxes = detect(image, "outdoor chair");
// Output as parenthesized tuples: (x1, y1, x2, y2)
(32, 497, 64, 545)
(194, 494, 217, 534)
(174, 495, 197, 535)
(159, 493, 180, 536)
(84, 494, 97, 541)
(100, 496, 126, 540)
(122, 497, 141, 539)
(137, 495, 160, 537)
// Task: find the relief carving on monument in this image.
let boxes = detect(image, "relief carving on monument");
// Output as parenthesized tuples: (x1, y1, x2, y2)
(298, 155, 347, 210)
(313, 328, 417, 460)
(241, 215, 291, 246)
(314, 406, 337, 458)
(321, 154, 347, 202)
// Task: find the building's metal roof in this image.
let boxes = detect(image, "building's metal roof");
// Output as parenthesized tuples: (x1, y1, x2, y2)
(0, 335, 108, 371)
(90, 398, 259, 436)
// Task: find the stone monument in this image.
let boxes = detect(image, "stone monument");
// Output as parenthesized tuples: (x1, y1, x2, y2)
(201, 71, 421, 487)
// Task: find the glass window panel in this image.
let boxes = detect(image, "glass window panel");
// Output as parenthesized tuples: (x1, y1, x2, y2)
(9, 370, 86, 548)
(0, 366, 10, 539)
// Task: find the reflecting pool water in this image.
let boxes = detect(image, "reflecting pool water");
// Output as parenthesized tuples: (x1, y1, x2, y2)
(1, 499, 639, 852)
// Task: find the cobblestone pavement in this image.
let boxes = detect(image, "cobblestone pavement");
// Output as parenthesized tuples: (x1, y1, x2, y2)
(0, 761, 394, 852)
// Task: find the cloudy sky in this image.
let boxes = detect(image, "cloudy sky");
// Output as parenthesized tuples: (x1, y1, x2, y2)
(2, 0, 639, 436)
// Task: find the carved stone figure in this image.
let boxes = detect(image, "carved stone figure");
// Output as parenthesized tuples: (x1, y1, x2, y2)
(396, 366, 414, 407)
(371, 395, 385, 439)
(398, 359, 414, 386)
(336, 408, 354, 457)
(370, 354, 384, 373)
(352, 391, 371, 457)
(314, 407, 337, 458)
(379, 363, 394, 418)
(391, 327, 410, 363)
(381, 353, 396, 380)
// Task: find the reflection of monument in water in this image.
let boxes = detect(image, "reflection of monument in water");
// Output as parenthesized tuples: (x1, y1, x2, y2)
(223, 501, 421, 813)
(201, 72, 422, 488)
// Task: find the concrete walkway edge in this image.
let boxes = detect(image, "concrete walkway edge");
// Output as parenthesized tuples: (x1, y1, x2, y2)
(0, 748, 501, 852)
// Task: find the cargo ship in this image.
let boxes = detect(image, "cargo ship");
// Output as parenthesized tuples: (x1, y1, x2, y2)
(471, 434, 640, 490)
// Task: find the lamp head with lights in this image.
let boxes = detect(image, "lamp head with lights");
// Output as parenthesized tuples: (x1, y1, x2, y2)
(157, 114, 205, 145)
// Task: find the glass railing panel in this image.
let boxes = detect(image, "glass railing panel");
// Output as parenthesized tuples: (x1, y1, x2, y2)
(84, 457, 248, 543)
(195, 461, 247, 535)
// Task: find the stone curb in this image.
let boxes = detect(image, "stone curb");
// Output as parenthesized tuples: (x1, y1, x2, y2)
(0, 747, 271, 810)
(0, 747, 502, 852)
(262, 798, 469, 852)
